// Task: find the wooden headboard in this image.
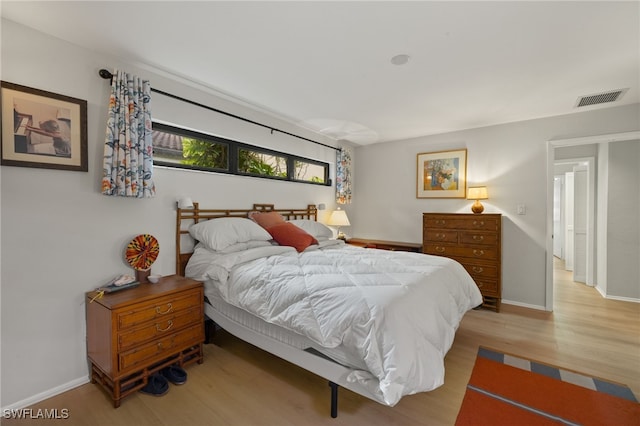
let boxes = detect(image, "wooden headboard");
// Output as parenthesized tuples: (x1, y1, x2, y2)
(176, 202, 318, 276)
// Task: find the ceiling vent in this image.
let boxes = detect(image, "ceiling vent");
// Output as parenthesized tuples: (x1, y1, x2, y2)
(575, 89, 628, 108)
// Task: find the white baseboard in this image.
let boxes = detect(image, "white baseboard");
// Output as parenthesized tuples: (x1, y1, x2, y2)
(595, 285, 640, 302)
(501, 299, 548, 311)
(604, 293, 640, 303)
(1, 376, 89, 412)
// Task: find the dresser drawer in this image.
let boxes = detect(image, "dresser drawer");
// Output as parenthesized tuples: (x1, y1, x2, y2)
(459, 262, 499, 280)
(424, 216, 499, 231)
(424, 244, 499, 261)
(423, 229, 458, 243)
(118, 308, 202, 351)
(118, 323, 203, 372)
(459, 231, 498, 246)
(475, 279, 499, 296)
(117, 290, 201, 331)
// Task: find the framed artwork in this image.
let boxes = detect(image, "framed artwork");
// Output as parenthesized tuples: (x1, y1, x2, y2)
(1, 81, 88, 171)
(416, 149, 467, 198)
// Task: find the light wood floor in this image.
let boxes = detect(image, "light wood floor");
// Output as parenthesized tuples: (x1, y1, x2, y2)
(5, 259, 639, 425)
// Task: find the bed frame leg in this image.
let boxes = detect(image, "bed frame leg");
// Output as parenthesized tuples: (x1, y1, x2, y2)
(329, 381, 339, 418)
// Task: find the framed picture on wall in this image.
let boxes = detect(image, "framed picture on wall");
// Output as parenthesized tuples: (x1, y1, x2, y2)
(1, 81, 88, 172)
(416, 149, 467, 198)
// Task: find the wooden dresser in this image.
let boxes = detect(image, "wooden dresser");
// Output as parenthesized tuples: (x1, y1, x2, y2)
(86, 275, 204, 407)
(422, 213, 502, 311)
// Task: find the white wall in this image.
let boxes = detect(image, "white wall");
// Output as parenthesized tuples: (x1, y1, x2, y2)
(352, 105, 640, 309)
(0, 20, 338, 408)
(607, 140, 640, 299)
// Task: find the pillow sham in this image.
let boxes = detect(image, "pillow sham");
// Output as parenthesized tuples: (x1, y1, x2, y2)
(248, 211, 285, 229)
(288, 219, 334, 240)
(267, 222, 318, 253)
(189, 217, 272, 251)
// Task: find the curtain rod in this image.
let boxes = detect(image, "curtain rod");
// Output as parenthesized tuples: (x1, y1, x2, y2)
(98, 69, 340, 152)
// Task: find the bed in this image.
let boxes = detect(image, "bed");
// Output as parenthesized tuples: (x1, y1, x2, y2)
(176, 202, 482, 417)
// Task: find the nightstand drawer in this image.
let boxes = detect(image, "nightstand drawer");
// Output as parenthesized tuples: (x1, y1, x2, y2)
(118, 323, 203, 372)
(118, 308, 202, 351)
(117, 290, 201, 330)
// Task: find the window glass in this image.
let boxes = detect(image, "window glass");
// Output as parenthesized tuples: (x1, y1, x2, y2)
(152, 122, 330, 186)
(294, 160, 326, 184)
(238, 148, 287, 178)
(153, 127, 228, 170)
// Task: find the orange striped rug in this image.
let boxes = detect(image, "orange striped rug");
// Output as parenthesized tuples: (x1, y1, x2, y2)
(455, 347, 640, 426)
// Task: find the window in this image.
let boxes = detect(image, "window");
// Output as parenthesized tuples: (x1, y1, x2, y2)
(152, 123, 330, 186)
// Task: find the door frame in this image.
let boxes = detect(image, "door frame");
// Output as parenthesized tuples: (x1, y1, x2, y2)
(546, 131, 640, 311)
(553, 174, 565, 259)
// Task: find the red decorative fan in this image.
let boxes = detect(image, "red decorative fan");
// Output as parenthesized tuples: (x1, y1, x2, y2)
(125, 234, 159, 282)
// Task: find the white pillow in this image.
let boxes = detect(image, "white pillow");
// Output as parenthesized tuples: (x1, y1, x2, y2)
(219, 240, 273, 254)
(189, 218, 272, 251)
(288, 219, 334, 240)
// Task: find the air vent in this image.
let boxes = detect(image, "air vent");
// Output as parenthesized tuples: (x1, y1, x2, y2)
(575, 89, 627, 107)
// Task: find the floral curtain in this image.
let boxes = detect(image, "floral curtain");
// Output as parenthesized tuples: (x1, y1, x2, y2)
(336, 147, 352, 204)
(101, 70, 155, 198)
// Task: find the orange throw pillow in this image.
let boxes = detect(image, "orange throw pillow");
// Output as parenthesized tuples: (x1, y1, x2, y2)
(267, 222, 318, 252)
(249, 211, 286, 229)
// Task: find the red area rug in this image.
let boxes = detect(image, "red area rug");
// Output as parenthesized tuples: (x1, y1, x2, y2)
(455, 347, 640, 426)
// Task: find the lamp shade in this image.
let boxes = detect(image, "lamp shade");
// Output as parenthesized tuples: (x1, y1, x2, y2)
(467, 186, 488, 200)
(327, 209, 350, 227)
(178, 197, 194, 209)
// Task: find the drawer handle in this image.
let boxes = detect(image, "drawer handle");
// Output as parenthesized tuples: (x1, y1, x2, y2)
(435, 246, 445, 253)
(156, 303, 173, 315)
(473, 249, 485, 257)
(435, 220, 446, 226)
(472, 266, 484, 273)
(472, 235, 484, 241)
(156, 320, 173, 332)
(436, 233, 447, 240)
(473, 220, 485, 227)
(477, 282, 484, 288)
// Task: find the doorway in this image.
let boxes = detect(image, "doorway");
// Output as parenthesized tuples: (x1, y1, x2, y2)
(545, 131, 640, 311)
(553, 158, 595, 286)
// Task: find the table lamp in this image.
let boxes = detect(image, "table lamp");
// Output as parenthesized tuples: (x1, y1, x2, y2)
(467, 186, 488, 214)
(327, 208, 350, 240)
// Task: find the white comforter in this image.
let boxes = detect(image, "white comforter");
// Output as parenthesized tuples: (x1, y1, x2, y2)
(186, 241, 482, 406)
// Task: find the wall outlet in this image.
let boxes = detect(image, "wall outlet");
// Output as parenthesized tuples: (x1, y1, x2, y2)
(517, 204, 526, 215)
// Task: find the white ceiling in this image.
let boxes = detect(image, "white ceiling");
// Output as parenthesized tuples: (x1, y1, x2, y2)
(2, 1, 639, 145)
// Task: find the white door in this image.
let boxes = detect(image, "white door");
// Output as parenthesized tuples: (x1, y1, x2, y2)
(573, 165, 588, 284)
(553, 176, 564, 258)
(565, 172, 574, 271)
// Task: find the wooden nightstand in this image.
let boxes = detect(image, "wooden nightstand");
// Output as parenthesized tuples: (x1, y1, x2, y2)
(346, 238, 423, 252)
(86, 275, 204, 407)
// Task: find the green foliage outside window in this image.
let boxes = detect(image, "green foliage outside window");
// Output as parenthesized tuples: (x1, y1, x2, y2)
(238, 149, 286, 178)
(181, 138, 228, 170)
